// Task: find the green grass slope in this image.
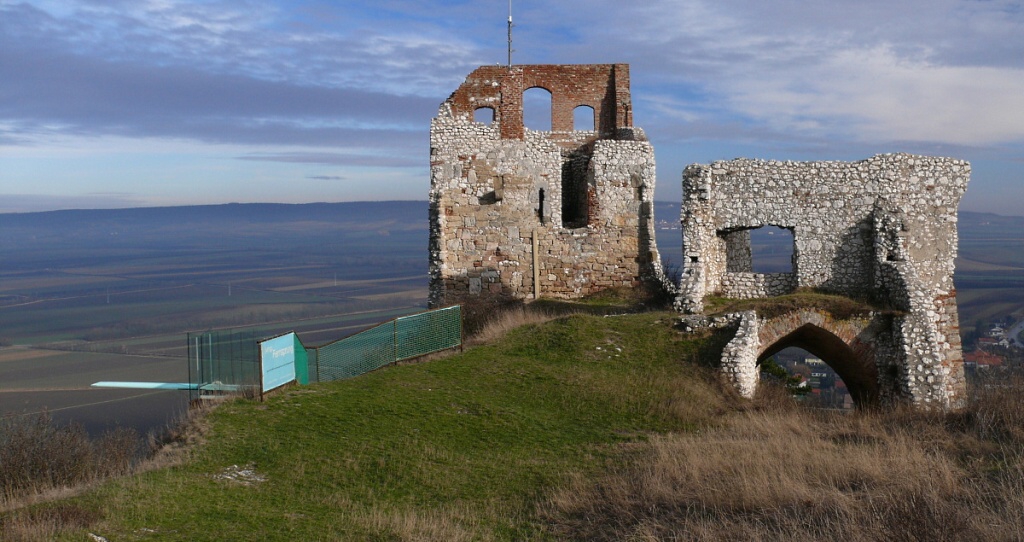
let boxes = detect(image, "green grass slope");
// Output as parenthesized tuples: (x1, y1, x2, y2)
(7, 309, 1024, 541)
(59, 312, 727, 541)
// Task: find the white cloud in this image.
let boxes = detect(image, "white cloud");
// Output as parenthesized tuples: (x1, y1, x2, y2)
(723, 45, 1024, 146)
(570, 1, 1024, 147)
(2, 0, 1021, 212)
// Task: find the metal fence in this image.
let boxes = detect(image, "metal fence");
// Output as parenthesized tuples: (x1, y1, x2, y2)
(187, 305, 462, 397)
(308, 305, 462, 383)
(187, 328, 262, 401)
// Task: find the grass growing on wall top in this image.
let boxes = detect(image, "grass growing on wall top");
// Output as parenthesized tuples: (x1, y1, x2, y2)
(703, 290, 886, 319)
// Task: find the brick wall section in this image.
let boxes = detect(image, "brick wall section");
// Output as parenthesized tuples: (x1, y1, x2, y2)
(441, 64, 632, 141)
(429, 64, 663, 307)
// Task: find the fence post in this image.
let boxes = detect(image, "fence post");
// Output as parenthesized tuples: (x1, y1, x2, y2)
(188, 333, 194, 401)
(533, 230, 541, 300)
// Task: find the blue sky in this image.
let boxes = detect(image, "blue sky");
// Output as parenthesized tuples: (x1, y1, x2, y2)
(1, 0, 1022, 215)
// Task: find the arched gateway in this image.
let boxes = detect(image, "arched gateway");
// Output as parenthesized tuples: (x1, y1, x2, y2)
(720, 309, 896, 406)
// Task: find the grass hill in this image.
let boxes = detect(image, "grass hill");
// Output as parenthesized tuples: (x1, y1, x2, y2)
(3, 306, 1024, 541)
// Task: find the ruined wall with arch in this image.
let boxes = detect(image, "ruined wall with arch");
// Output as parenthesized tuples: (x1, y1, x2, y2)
(429, 64, 663, 306)
(680, 154, 970, 407)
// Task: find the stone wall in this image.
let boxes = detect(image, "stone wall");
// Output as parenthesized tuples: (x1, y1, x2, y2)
(429, 65, 662, 306)
(678, 153, 970, 407)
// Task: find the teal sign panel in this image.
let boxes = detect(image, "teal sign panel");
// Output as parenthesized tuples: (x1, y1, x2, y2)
(260, 332, 297, 392)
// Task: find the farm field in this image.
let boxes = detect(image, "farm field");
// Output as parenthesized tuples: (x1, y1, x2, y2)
(952, 211, 1024, 331)
(0, 346, 190, 435)
(0, 202, 429, 434)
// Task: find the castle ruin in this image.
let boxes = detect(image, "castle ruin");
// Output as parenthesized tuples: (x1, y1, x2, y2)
(429, 64, 970, 408)
(428, 64, 662, 306)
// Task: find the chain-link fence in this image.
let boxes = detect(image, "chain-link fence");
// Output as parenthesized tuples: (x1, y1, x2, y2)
(309, 305, 462, 383)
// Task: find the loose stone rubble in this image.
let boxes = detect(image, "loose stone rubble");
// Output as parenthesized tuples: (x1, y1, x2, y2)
(428, 64, 970, 409)
(212, 463, 266, 486)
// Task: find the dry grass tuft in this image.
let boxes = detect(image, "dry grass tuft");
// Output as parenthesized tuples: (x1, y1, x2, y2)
(544, 377, 1024, 541)
(143, 398, 216, 472)
(704, 291, 883, 320)
(352, 502, 504, 542)
(967, 371, 1024, 444)
(448, 292, 526, 338)
(0, 413, 140, 507)
(0, 503, 100, 542)
(466, 305, 567, 346)
(0, 400, 216, 538)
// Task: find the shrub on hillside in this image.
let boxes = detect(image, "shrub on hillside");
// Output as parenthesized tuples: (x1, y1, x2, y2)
(0, 412, 142, 503)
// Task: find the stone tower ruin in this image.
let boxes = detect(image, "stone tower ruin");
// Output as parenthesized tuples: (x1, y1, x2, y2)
(428, 64, 661, 307)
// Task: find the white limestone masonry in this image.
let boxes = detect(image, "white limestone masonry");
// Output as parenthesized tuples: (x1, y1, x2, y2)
(677, 154, 969, 408)
(428, 65, 663, 306)
(428, 64, 970, 409)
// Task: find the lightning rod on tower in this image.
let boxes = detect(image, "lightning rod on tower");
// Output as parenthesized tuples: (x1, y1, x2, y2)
(507, 0, 514, 68)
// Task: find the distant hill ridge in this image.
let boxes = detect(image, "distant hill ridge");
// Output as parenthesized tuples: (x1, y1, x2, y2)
(3, 200, 1020, 225)
(0, 201, 432, 253)
(0, 200, 429, 227)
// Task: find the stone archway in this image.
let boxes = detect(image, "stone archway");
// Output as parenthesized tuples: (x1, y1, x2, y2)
(757, 323, 878, 406)
(719, 309, 887, 407)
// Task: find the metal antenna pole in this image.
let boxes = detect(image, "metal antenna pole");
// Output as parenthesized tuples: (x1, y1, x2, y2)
(507, 0, 513, 68)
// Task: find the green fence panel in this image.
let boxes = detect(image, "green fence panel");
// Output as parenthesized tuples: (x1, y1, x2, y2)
(314, 323, 397, 382)
(395, 305, 462, 361)
(305, 347, 320, 383)
(187, 306, 462, 393)
(310, 305, 461, 384)
(294, 334, 310, 385)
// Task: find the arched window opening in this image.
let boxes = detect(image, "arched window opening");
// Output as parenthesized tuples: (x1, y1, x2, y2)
(523, 87, 553, 131)
(573, 105, 595, 131)
(473, 107, 495, 125)
(723, 225, 795, 274)
(561, 152, 589, 228)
